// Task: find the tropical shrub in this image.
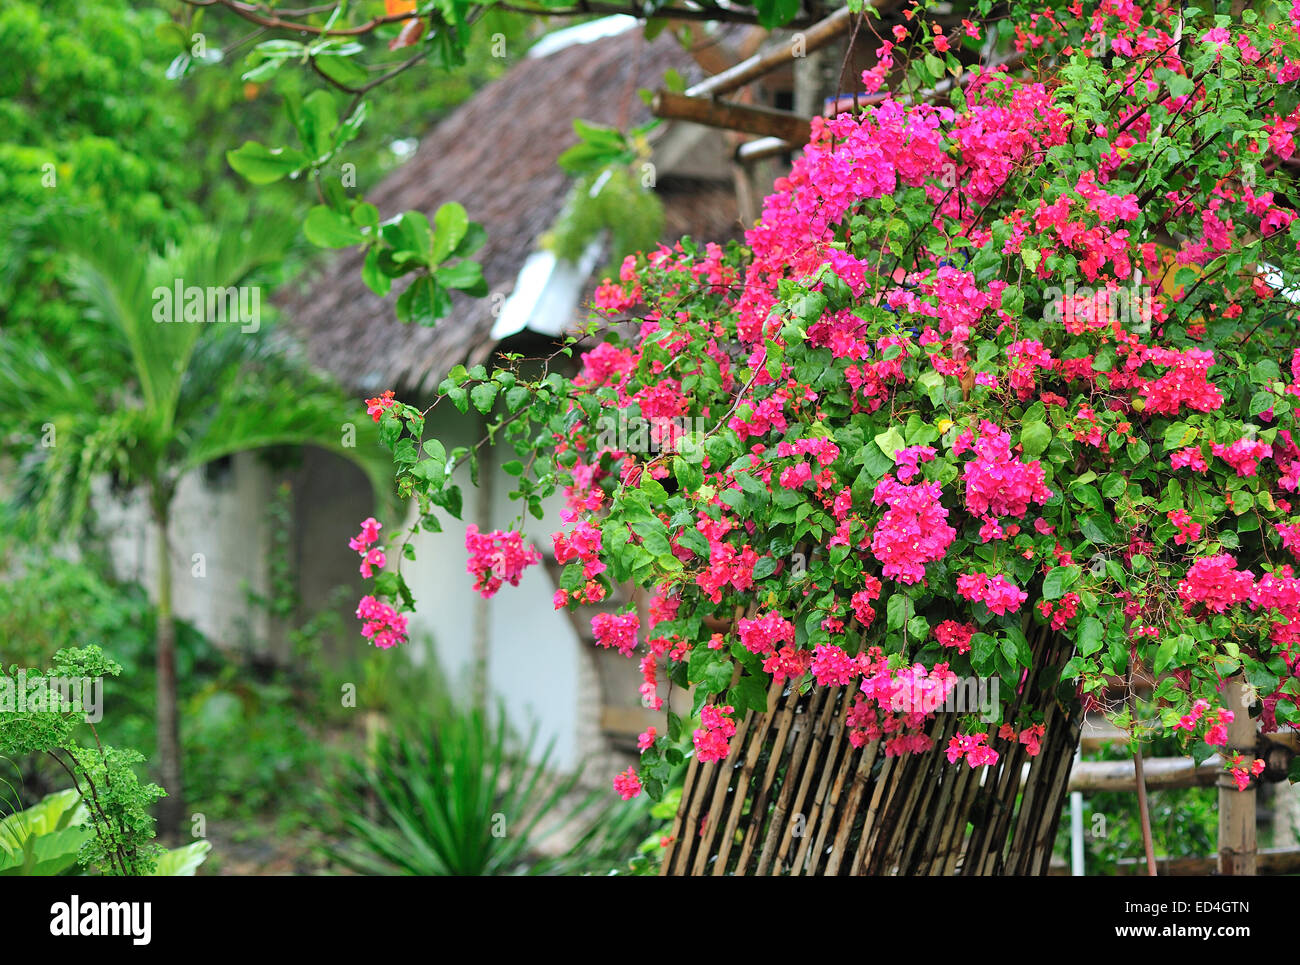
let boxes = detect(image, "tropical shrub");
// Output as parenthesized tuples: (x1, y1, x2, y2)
(326, 701, 646, 875)
(0, 789, 212, 876)
(351, 2, 1300, 805)
(0, 647, 166, 874)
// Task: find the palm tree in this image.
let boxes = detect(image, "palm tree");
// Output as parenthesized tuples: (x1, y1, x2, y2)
(0, 216, 396, 840)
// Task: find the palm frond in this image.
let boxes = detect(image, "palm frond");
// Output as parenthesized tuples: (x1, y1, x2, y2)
(47, 213, 294, 432)
(174, 325, 397, 521)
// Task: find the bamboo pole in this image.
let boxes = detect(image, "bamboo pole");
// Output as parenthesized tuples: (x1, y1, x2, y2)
(773, 686, 841, 872)
(683, 5, 858, 99)
(811, 735, 876, 875)
(710, 678, 782, 874)
(823, 738, 877, 875)
(733, 690, 799, 874)
(660, 750, 701, 875)
(1065, 755, 1222, 792)
(790, 690, 852, 874)
(1217, 676, 1258, 875)
(1112, 846, 1300, 876)
(691, 699, 753, 876)
(755, 688, 825, 874)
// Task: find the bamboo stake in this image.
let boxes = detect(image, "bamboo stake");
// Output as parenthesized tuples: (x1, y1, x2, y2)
(1022, 709, 1084, 875)
(710, 678, 783, 875)
(691, 702, 754, 876)
(1217, 676, 1258, 875)
(933, 747, 983, 874)
(660, 750, 702, 875)
(811, 737, 876, 875)
(853, 745, 905, 873)
(683, 5, 859, 98)
(652, 90, 814, 145)
(825, 738, 880, 875)
(790, 689, 852, 874)
(771, 686, 841, 872)
(733, 688, 800, 874)
(755, 688, 826, 874)
(895, 715, 962, 874)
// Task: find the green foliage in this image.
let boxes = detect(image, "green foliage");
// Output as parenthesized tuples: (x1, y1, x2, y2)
(1052, 736, 1218, 875)
(149, 839, 212, 876)
(0, 647, 165, 875)
(0, 217, 395, 539)
(544, 165, 665, 279)
(0, 789, 213, 876)
(0, 790, 91, 876)
(2, 0, 525, 351)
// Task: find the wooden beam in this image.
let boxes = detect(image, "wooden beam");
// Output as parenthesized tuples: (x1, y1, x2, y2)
(1067, 756, 1223, 793)
(735, 136, 791, 163)
(1050, 846, 1300, 876)
(685, 5, 858, 99)
(653, 89, 812, 146)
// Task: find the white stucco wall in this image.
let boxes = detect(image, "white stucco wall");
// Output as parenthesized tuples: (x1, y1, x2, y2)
(94, 452, 271, 652)
(85, 417, 602, 775)
(393, 409, 600, 773)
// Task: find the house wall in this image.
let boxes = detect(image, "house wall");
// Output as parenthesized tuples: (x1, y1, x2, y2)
(95, 452, 273, 652)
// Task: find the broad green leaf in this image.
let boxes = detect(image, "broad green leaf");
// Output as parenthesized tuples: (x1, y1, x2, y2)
(304, 205, 365, 248)
(225, 141, 309, 184)
(1020, 421, 1051, 458)
(431, 202, 469, 264)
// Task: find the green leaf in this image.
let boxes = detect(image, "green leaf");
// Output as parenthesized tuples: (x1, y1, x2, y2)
(1020, 421, 1051, 458)
(431, 202, 470, 264)
(886, 593, 914, 631)
(1043, 565, 1081, 600)
(453, 222, 488, 259)
(1072, 484, 1103, 512)
(755, 0, 800, 29)
(1249, 390, 1274, 417)
(728, 673, 768, 714)
(1077, 617, 1104, 656)
(225, 141, 309, 184)
(150, 840, 212, 876)
(304, 205, 365, 248)
(385, 210, 434, 261)
(395, 275, 449, 326)
(299, 88, 339, 158)
(362, 247, 391, 297)
(470, 382, 499, 415)
(313, 51, 370, 88)
(352, 202, 379, 227)
(436, 260, 487, 295)
(1152, 635, 1179, 677)
(688, 647, 733, 695)
(874, 427, 906, 461)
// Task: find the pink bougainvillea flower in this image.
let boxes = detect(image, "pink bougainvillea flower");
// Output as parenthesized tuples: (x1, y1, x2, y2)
(1177, 555, 1255, 613)
(694, 705, 737, 763)
(613, 767, 642, 800)
(355, 595, 409, 650)
(465, 525, 542, 598)
(957, 572, 1028, 615)
(365, 390, 397, 422)
(592, 611, 640, 656)
(870, 475, 957, 583)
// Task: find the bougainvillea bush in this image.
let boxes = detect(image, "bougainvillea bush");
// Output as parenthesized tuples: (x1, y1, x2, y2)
(358, 1, 1300, 801)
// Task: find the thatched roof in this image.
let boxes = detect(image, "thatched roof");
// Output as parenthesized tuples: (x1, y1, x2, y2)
(282, 21, 745, 396)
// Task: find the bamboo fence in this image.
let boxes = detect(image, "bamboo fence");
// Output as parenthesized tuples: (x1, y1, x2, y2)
(660, 622, 1084, 875)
